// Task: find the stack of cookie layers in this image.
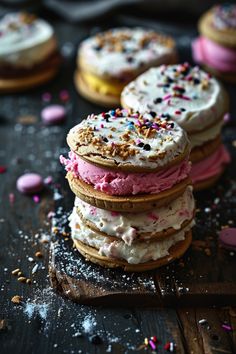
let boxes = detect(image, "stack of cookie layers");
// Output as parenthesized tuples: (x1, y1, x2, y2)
(193, 4, 236, 83)
(76, 27, 177, 107)
(121, 63, 230, 190)
(61, 109, 195, 271)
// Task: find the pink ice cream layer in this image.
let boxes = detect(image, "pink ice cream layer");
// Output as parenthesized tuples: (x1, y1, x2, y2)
(192, 36, 236, 73)
(60, 151, 191, 196)
(191, 144, 230, 184)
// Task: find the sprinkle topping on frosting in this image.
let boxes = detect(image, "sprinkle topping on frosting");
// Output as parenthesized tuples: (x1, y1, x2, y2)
(122, 63, 226, 133)
(79, 27, 176, 78)
(0, 12, 54, 61)
(212, 4, 236, 30)
(67, 109, 189, 170)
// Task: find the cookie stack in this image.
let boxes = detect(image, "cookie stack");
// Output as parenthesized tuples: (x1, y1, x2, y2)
(60, 109, 195, 271)
(192, 4, 236, 83)
(0, 12, 61, 93)
(75, 28, 177, 107)
(121, 63, 230, 190)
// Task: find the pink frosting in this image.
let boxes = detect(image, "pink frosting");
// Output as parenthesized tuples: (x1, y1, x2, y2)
(60, 151, 191, 196)
(192, 36, 236, 73)
(191, 144, 230, 184)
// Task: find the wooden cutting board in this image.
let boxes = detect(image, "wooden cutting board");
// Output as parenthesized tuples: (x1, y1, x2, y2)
(49, 132, 236, 307)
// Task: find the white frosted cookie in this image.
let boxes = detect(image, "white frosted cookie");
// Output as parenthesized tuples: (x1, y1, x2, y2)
(75, 185, 195, 245)
(121, 63, 228, 134)
(0, 12, 57, 68)
(78, 27, 176, 79)
(67, 109, 189, 171)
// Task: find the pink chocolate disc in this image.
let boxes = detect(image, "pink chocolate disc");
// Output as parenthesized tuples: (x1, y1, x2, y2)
(41, 105, 66, 125)
(16, 173, 44, 195)
(219, 228, 236, 251)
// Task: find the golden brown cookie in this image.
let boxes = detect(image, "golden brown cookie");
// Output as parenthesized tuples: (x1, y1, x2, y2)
(73, 230, 192, 272)
(201, 64, 236, 84)
(194, 172, 224, 191)
(199, 6, 236, 48)
(76, 27, 177, 106)
(67, 171, 192, 212)
(0, 65, 59, 93)
(190, 135, 222, 164)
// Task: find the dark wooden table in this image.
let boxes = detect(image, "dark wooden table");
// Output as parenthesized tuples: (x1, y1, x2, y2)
(0, 13, 236, 354)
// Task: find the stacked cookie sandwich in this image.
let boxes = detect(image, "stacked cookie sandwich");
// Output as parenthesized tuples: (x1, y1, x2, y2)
(0, 12, 61, 93)
(60, 109, 195, 271)
(192, 4, 236, 83)
(75, 28, 177, 107)
(121, 63, 230, 190)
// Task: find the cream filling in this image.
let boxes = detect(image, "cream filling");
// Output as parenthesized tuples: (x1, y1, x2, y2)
(0, 14, 57, 67)
(75, 186, 195, 245)
(190, 120, 223, 148)
(69, 210, 194, 264)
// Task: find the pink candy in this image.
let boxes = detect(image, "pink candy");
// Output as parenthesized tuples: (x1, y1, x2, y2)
(41, 105, 66, 125)
(16, 173, 44, 195)
(219, 228, 236, 251)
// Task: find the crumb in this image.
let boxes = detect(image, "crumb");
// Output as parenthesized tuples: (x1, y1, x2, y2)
(11, 295, 22, 304)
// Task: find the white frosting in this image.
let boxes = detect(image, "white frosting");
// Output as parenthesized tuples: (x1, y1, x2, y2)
(69, 109, 189, 169)
(75, 186, 195, 245)
(0, 13, 57, 67)
(78, 27, 175, 78)
(121, 64, 226, 133)
(69, 210, 193, 264)
(190, 120, 223, 148)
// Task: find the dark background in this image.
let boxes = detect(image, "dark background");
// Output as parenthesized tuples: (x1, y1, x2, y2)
(0, 1, 236, 353)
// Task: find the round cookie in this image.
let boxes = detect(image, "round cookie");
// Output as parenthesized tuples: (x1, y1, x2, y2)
(0, 65, 59, 93)
(0, 12, 61, 92)
(193, 5, 236, 82)
(198, 4, 236, 48)
(66, 109, 189, 172)
(67, 171, 192, 212)
(201, 63, 236, 84)
(121, 63, 228, 135)
(121, 64, 230, 189)
(73, 230, 192, 272)
(76, 27, 177, 106)
(190, 135, 222, 164)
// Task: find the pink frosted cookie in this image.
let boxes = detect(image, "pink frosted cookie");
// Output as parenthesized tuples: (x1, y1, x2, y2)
(192, 4, 236, 82)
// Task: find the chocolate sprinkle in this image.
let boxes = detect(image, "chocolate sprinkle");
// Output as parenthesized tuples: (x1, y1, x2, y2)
(154, 98, 162, 104)
(143, 144, 151, 151)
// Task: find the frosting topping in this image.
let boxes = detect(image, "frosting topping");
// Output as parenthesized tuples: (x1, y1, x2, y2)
(79, 27, 176, 78)
(75, 185, 195, 245)
(67, 109, 189, 170)
(0, 12, 56, 67)
(121, 63, 226, 133)
(212, 4, 236, 30)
